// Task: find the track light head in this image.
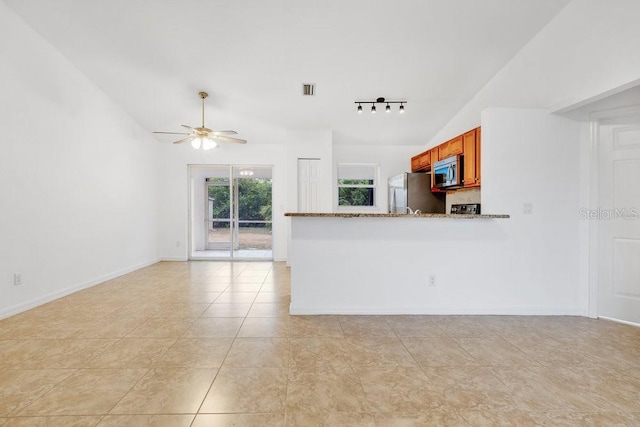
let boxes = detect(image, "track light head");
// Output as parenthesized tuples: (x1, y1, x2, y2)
(385, 103, 391, 113)
(399, 103, 405, 113)
(357, 103, 362, 113)
(371, 104, 376, 113)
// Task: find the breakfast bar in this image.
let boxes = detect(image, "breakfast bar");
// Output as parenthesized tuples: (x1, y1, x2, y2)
(282, 212, 585, 317)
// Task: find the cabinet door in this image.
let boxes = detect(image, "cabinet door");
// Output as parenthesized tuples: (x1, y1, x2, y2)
(475, 127, 481, 185)
(462, 129, 477, 186)
(420, 150, 431, 169)
(449, 135, 463, 155)
(411, 150, 431, 172)
(438, 143, 450, 160)
(411, 155, 421, 172)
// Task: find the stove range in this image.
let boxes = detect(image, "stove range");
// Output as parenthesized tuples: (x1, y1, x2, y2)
(450, 203, 481, 215)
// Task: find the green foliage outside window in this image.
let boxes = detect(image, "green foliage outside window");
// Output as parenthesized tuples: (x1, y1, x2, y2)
(208, 179, 272, 228)
(338, 179, 375, 206)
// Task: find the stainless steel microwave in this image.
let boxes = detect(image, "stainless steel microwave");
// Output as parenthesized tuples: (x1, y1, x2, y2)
(433, 155, 463, 189)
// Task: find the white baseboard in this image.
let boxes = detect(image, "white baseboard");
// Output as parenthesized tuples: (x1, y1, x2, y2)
(598, 316, 640, 328)
(289, 305, 585, 316)
(0, 258, 160, 320)
(160, 257, 189, 262)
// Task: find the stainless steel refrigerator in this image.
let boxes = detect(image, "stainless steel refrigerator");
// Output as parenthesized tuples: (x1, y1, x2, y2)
(388, 173, 445, 214)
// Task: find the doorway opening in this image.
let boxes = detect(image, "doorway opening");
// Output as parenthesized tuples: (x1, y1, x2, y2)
(190, 165, 273, 260)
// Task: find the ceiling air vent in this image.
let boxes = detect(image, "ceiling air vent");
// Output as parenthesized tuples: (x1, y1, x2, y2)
(302, 83, 316, 96)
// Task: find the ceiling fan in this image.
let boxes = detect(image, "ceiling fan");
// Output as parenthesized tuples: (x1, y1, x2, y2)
(153, 91, 247, 149)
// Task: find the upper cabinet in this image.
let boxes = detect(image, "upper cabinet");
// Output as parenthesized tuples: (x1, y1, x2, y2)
(438, 141, 451, 160)
(410, 149, 432, 172)
(462, 127, 481, 187)
(448, 135, 463, 157)
(410, 126, 481, 188)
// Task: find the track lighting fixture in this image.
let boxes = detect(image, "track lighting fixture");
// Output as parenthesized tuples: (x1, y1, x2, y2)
(354, 97, 407, 114)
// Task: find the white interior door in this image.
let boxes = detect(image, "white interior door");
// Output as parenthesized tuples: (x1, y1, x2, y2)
(597, 109, 640, 325)
(298, 158, 320, 212)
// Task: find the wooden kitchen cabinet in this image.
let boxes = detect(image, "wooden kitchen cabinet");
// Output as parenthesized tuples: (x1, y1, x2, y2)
(411, 149, 432, 172)
(462, 127, 481, 187)
(411, 126, 481, 187)
(438, 142, 451, 160)
(477, 129, 481, 185)
(411, 156, 421, 172)
(448, 135, 463, 156)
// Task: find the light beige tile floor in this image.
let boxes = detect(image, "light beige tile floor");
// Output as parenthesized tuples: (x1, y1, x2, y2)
(1, 261, 640, 426)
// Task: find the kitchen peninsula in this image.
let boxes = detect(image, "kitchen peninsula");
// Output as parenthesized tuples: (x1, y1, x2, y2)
(285, 212, 527, 316)
(286, 212, 509, 219)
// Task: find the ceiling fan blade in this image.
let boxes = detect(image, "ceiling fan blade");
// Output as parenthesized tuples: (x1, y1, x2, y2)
(212, 130, 238, 135)
(181, 125, 194, 130)
(172, 136, 195, 145)
(153, 131, 190, 135)
(214, 135, 247, 144)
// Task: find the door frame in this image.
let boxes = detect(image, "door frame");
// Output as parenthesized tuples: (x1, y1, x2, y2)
(587, 105, 640, 323)
(188, 164, 274, 260)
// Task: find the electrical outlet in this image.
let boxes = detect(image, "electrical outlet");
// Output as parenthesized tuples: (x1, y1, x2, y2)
(428, 275, 436, 287)
(14, 273, 22, 286)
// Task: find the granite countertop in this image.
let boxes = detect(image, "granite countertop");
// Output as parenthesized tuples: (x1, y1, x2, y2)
(285, 212, 510, 219)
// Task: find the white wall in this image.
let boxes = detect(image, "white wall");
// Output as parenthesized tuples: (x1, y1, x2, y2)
(157, 129, 334, 262)
(428, 0, 640, 146)
(332, 144, 419, 213)
(0, 3, 159, 318)
(417, 0, 640, 317)
(158, 143, 287, 260)
(481, 109, 583, 311)
(290, 109, 584, 315)
(154, 137, 434, 263)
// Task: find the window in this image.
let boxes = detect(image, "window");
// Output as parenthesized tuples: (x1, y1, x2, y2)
(337, 163, 377, 207)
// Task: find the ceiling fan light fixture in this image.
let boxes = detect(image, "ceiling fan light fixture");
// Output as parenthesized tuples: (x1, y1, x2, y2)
(153, 91, 247, 147)
(202, 138, 217, 150)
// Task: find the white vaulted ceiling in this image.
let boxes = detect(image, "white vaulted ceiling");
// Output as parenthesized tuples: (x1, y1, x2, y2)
(3, 0, 571, 145)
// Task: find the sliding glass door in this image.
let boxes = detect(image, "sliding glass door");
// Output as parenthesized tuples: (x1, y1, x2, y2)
(192, 165, 272, 260)
(206, 177, 232, 251)
(233, 167, 273, 258)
